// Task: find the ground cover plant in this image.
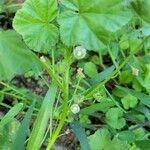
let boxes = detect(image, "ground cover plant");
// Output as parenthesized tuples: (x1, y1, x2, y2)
(0, 0, 150, 149)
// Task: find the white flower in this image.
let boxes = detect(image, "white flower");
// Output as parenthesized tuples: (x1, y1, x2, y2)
(73, 46, 87, 59)
(40, 56, 46, 62)
(70, 104, 80, 114)
(131, 67, 139, 76)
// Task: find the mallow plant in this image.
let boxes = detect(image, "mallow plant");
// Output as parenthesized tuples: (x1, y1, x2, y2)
(0, 0, 150, 149)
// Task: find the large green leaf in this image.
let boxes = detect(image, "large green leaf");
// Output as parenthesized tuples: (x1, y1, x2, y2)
(58, 0, 132, 51)
(0, 30, 41, 80)
(13, 0, 59, 52)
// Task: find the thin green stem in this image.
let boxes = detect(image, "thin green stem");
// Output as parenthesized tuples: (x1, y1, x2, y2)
(104, 87, 126, 113)
(46, 56, 70, 149)
(0, 91, 29, 104)
(69, 77, 82, 105)
(84, 37, 149, 98)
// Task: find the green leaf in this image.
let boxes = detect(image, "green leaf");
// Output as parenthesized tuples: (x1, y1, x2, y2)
(13, 0, 59, 52)
(71, 121, 90, 150)
(119, 70, 133, 84)
(107, 138, 129, 150)
(135, 140, 150, 150)
(80, 101, 115, 115)
(118, 131, 135, 142)
(136, 105, 150, 121)
(89, 66, 115, 86)
(27, 85, 57, 150)
(0, 30, 41, 80)
(84, 62, 98, 78)
(121, 94, 138, 110)
(0, 103, 23, 128)
(88, 128, 111, 150)
(0, 119, 20, 150)
(130, 0, 150, 36)
(58, 0, 131, 51)
(106, 108, 126, 129)
(117, 86, 150, 108)
(13, 102, 35, 150)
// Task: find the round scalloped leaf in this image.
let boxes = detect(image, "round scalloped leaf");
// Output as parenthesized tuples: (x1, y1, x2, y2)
(13, 0, 59, 52)
(58, 0, 132, 51)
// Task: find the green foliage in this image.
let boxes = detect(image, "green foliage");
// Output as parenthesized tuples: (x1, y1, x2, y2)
(71, 121, 90, 150)
(0, 30, 41, 80)
(84, 62, 98, 77)
(106, 108, 126, 129)
(13, 0, 59, 52)
(0, 119, 20, 150)
(0, 0, 150, 149)
(27, 85, 57, 150)
(13, 102, 35, 150)
(121, 94, 138, 110)
(88, 128, 111, 150)
(0, 103, 23, 128)
(58, 0, 132, 51)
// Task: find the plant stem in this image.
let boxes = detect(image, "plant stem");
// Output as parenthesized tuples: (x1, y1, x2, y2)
(47, 57, 70, 149)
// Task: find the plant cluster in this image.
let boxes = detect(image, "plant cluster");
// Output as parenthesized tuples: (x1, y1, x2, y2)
(0, 0, 150, 150)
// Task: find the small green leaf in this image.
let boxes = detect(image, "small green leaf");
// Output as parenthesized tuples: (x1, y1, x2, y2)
(118, 131, 135, 142)
(121, 94, 138, 110)
(0, 103, 23, 128)
(71, 121, 90, 150)
(88, 128, 111, 150)
(117, 86, 150, 108)
(84, 62, 98, 78)
(119, 70, 133, 84)
(13, 0, 59, 52)
(106, 108, 126, 129)
(27, 85, 57, 150)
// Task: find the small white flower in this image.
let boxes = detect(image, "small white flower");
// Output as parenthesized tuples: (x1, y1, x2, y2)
(40, 56, 46, 62)
(65, 129, 70, 135)
(70, 104, 80, 114)
(131, 67, 139, 76)
(73, 46, 87, 59)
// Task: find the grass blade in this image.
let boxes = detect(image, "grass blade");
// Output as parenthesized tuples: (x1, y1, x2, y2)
(89, 66, 115, 86)
(80, 101, 115, 115)
(13, 101, 35, 150)
(71, 121, 90, 150)
(27, 85, 57, 150)
(0, 103, 23, 128)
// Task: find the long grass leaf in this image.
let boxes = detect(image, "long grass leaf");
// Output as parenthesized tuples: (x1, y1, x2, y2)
(27, 85, 57, 150)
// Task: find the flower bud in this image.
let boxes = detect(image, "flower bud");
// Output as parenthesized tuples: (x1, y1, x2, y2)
(131, 67, 139, 76)
(70, 104, 80, 114)
(40, 56, 46, 62)
(73, 46, 87, 59)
